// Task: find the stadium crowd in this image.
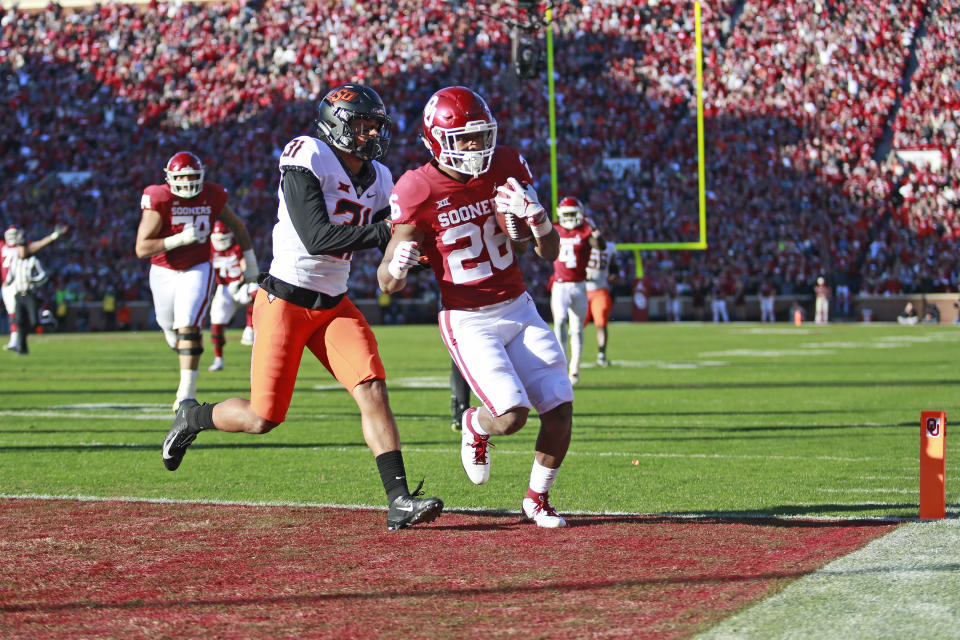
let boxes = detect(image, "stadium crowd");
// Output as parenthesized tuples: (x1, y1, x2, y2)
(2, 0, 960, 325)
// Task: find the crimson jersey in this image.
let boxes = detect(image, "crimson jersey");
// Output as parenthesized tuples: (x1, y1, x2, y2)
(211, 244, 243, 286)
(1, 242, 19, 283)
(390, 146, 533, 310)
(141, 182, 228, 271)
(552, 223, 594, 283)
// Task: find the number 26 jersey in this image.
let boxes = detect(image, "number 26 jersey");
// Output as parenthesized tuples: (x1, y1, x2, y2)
(390, 146, 533, 310)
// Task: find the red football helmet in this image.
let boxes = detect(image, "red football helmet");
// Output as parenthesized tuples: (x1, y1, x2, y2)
(556, 196, 585, 230)
(165, 151, 205, 199)
(420, 86, 497, 177)
(210, 220, 234, 251)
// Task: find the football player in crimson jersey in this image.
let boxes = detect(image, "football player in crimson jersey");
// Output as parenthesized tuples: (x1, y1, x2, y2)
(550, 197, 604, 385)
(136, 151, 259, 411)
(207, 221, 258, 371)
(378, 86, 573, 528)
(2, 224, 67, 351)
(161, 84, 443, 531)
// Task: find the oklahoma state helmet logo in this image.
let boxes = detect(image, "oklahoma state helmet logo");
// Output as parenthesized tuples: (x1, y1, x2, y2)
(327, 88, 358, 103)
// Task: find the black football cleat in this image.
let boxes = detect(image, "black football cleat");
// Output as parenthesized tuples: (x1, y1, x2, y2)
(387, 480, 443, 530)
(162, 399, 200, 471)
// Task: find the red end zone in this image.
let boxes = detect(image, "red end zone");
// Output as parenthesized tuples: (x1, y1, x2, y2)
(0, 499, 895, 639)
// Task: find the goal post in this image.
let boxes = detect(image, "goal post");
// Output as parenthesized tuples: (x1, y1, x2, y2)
(545, 1, 708, 279)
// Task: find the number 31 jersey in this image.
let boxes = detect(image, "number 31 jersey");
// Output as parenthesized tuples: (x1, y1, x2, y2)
(271, 135, 393, 296)
(390, 146, 532, 310)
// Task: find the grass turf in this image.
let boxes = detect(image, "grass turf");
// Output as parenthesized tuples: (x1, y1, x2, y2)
(1, 322, 955, 519)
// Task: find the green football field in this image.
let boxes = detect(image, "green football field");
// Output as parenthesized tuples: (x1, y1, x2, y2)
(1, 320, 956, 520)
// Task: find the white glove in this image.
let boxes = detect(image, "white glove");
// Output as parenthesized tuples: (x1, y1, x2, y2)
(162, 225, 199, 251)
(387, 241, 420, 280)
(242, 248, 259, 282)
(495, 177, 552, 237)
(228, 280, 257, 305)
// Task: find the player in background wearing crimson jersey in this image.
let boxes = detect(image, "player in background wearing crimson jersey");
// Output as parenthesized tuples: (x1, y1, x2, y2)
(550, 197, 604, 385)
(207, 220, 258, 371)
(2, 224, 67, 351)
(135, 151, 259, 411)
(160, 84, 443, 531)
(378, 86, 573, 528)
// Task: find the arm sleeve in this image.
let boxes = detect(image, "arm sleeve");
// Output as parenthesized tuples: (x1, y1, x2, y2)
(282, 168, 391, 255)
(371, 205, 392, 252)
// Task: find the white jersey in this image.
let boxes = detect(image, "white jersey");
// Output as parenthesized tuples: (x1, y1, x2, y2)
(269, 136, 393, 296)
(585, 242, 615, 291)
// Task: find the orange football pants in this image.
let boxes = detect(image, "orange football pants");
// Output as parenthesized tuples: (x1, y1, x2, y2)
(585, 288, 612, 327)
(249, 291, 386, 423)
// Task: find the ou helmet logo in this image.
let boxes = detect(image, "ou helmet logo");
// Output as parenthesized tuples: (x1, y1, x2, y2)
(926, 417, 941, 437)
(423, 95, 440, 127)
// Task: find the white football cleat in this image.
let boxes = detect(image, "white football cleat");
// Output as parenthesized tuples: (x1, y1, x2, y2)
(240, 326, 255, 346)
(208, 357, 224, 372)
(596, 353, 609, 367)
(522, 494, 567, 528)
(460, 408, 491, 485)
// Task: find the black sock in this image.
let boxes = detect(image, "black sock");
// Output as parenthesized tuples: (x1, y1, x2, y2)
(376, 450, 409, 503)
(187, 402, 217, 433)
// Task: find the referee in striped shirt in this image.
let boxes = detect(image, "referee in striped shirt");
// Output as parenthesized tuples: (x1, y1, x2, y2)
(4, 252, 46, 355)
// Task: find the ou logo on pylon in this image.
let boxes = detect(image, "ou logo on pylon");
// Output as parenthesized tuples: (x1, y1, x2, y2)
(926, 417, 941, 437)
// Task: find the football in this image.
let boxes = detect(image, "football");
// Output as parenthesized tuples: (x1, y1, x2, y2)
(495, 210, 533, 242)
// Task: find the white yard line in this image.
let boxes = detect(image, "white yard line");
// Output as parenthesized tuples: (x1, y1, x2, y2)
(4, 493, 954, 524)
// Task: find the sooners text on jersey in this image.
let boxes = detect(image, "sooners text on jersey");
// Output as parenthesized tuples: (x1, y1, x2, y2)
(553, 222, 595, 283)
(141, 182, 228, 271)
(390, 146, 533, 310)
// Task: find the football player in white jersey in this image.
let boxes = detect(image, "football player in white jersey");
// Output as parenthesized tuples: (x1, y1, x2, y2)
(161, 84, 443, 531)
(584, 232, 618, 366)
(136, 151, 259, 411)
(2, 224, 67, 351)
(378, 86, 573, 528)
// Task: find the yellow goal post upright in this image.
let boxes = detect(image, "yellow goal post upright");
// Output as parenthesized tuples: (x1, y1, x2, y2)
(544, 0, 708, 279)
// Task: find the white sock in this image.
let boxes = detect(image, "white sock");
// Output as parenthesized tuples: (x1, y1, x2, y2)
(177, 369, 199, 400)
(528, 458, 559, 494)
(9, 330, 18, 345)
(570, 330, 583, 373)
(470, 408, 489, 436)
